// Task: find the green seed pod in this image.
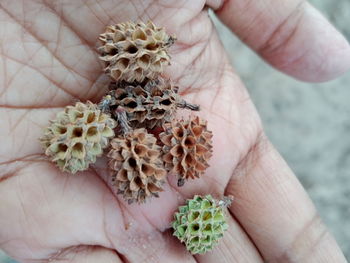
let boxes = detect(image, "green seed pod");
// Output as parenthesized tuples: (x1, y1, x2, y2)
(172, 195, 229, 254)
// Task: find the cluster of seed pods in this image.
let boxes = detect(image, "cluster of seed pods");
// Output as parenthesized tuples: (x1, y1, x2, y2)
(41, 21, 229, 255)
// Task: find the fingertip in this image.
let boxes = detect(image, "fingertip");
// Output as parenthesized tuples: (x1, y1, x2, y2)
(263, 4, 350, 83)
(288, 45, 350, 83)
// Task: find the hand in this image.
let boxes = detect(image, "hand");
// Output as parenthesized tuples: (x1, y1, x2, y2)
(0, 1, 349, 262)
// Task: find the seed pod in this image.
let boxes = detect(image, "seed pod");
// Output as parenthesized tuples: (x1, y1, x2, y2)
(108, 78, 179, 129)
(172, 195, 229, 254)
(160, 116, 213, 185)
(40, 102, 116, 173)
(98, 21, 175, 82)
(108, 128, 167, 204)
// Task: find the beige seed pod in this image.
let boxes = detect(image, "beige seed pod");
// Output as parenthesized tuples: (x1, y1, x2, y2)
(40, 101, 116, 173)
(98, 21, 175, 82)
(160, 116, 213, 186)
(108, 128, 167, 204)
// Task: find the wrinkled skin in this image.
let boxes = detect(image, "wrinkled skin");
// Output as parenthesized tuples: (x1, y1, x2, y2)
(1, 1, 350, 262)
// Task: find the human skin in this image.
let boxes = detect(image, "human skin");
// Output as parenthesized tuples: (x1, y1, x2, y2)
(0, 0, 349, 262)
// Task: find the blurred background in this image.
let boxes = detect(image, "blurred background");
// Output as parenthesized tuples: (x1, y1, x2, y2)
(1, 0, 349, 261)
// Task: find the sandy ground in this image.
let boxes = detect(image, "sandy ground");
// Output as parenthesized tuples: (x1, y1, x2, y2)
(1, 0, 349, 261)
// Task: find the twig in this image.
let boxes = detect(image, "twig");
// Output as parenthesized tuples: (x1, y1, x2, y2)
(114, 106, 132, 134)
(177, 99, 200, 111)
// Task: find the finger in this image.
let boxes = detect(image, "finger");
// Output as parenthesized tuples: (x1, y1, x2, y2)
(0, 161, 196, 263)
(225, 135, 347, 262)
(48, 246, 123, 263)
(213, 0, 350, 82)
(195, 215, 263, 263)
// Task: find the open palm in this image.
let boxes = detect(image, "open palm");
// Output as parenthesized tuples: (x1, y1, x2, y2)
(1, 1, 350, 262)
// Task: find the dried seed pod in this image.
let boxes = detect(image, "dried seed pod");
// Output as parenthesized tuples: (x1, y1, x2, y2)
(108, 78, 180, 129)
(98, 21, 175, 82)
(108, 128, 167, 204)
(160, 116, 213, 185)
(172, 195, 229, 254)
(40, 102, 116, 173)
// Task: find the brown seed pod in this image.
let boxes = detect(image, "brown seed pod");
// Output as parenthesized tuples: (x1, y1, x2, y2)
(108, 78, 179, 129)
(160, 116, 213, 186)
(98, 21, 175, 82)
(108, 128, 167, 204)
(40, 101, 116, 173)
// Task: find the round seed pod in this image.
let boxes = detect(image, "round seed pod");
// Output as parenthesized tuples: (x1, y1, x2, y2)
(160, 116, 213, 185)
(108, 78, 180, 129)
(98, 21, 175, 82)
(108, 128, 167, 204)
(172, 195, 229, 254)
(40, 101, 116, 173)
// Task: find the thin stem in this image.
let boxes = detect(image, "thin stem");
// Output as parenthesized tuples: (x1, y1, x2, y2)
(177, 99, 200, 111)
(177, 178, 185, 187)
(114, 106, 132, 134)
(98, 94, 116, 113)
(218, 195, 234, 208)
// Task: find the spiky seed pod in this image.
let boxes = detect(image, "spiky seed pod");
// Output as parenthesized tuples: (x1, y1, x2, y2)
(108, 78, 180, 129)
(98, 21, 175, 82)
(172, 195, 229, 254)
(108, 128, 167, 204)
(40, 102, 116, 173)
(160, 116, 213, 185)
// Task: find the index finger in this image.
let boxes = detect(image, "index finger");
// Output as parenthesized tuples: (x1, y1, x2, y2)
(213, 0, 350, 82)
